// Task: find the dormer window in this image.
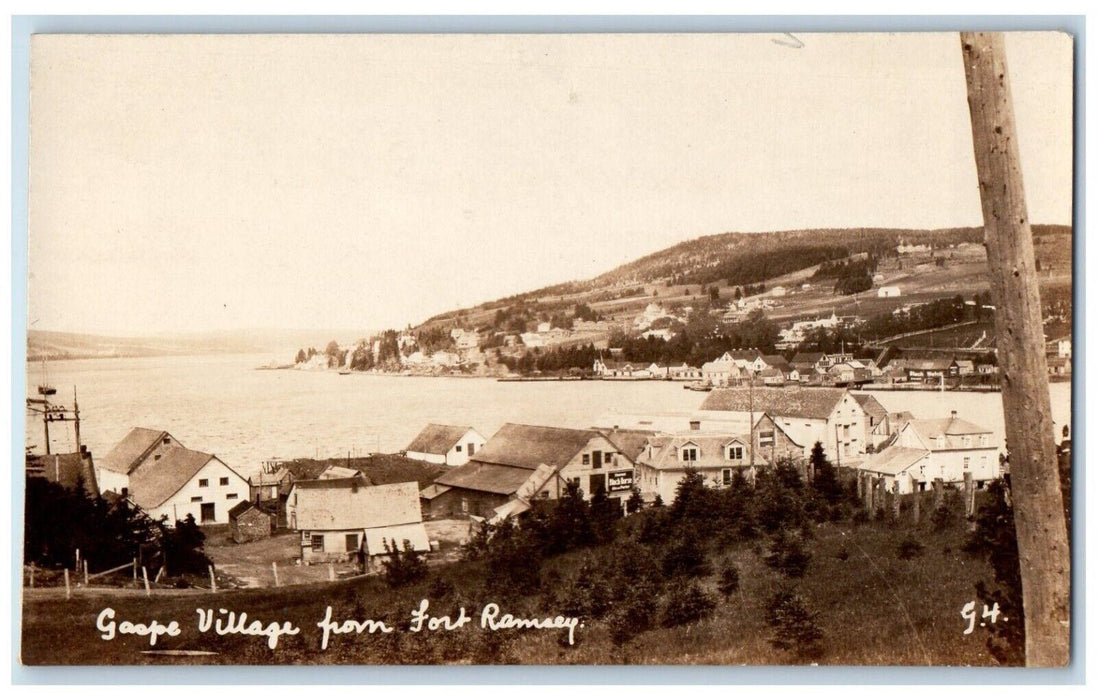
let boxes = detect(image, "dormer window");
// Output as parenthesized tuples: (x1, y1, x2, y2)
(727, 445, 744, 460)
(681, 446, 698, 462)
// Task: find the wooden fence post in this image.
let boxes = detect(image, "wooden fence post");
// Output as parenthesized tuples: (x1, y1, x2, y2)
(963, 471, 975, 518)
(891, 490, 901, 520)
(961, 31, 1071, 666)
(933, 478, 944, 511)
(64, 569, 71, 599)
(83, 560, 89, 586)
(132, 558, 138, 580)
(142, 566, 150, 597)
(272, 562, 280, 587)
(913, 489, 922, 524)
(29, 564, 35, 588)
(209, 565, 217, 592)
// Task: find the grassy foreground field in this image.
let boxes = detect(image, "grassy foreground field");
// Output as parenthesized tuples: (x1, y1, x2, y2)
(21, 519, 1000, 666)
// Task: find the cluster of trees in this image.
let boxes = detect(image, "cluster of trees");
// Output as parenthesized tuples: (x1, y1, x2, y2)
(447, 444, 852, 656)
(24, 478, 211, 579)
(812, 256, 877, 295)
(496, 343, 601, 374)
(294, 347, 319, 364)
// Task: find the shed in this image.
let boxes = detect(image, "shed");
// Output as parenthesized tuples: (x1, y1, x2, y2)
(229, 500, 275, 543)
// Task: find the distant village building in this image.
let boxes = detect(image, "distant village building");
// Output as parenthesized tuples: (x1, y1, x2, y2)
(593, 359, 650, 379)
(700, 358, 743, 387)
(97, 428, 248, 524)
(877, 286, 902, 298)
(420, 423, 638, 519)
(287, 477, 429, 565)
(856, 412, 999, 493)
(249, 466, 293, 503)
(770, 286, 787, 297)
(405, 424, 487, 466)
(635, 414, 802, 502)
(700, 387, 867, 462)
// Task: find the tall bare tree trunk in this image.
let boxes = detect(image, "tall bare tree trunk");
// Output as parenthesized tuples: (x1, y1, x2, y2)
(960, 31, 1071, 667)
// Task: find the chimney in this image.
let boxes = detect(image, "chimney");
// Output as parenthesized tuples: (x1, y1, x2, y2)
(951, 410, 958, 419)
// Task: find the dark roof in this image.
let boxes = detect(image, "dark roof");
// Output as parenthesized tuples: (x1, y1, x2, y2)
(26, 451, 99, 497)
(852, 393, 888, 420)
(406, 424, 475, 455)
(128, 449, 232, 509)
(904, 359, 953, 371)
(100, 427, 172, 474)
(761, 354, 792, 372)
(228, 500, 265, 520)
(291, 475, 368, 490)
(471, 423, 602, 470)
(791, 352, 825, 364)
(701, 387, 851, 419)
(434, 461, 538, 495)
(602, 429, 655, 462)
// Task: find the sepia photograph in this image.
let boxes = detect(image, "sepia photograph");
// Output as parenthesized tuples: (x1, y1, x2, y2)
(17, 27, 1075, 670)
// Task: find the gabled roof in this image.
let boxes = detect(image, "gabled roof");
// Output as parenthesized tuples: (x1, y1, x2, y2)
(791, 352, 825, 364)
(470, 423, 602, 470)
(100, 427, 175, 475)
(228, 500, 265, 520)
(419, 483, 452, 500)
(433, 461, 536, 495)
(761, 354, 792, 371)
(128, 449, 236, 510)
(904, 414, 995, 450)
(406, 424, 476, 455)
(602, 429, 655, 463)
(638, 433, 751, 471)
(291, 480, 422, 531)
(26, 451, 99, 497)
(852, 393, 889, 421)
(249, 467, 290, 486)
(701, 387, 852, 420)
(858, 446, 930, 476)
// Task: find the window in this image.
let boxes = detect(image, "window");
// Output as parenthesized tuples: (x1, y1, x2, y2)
(191, 496, 202, 503)
(345, 534, 359, 552)
(728, 446, 744, 460)
(311, 535, 324, 551)
(154, 454, 161, 461)
(226, 493, 238, 500)
(689, 420, 701, 431)
(199, 479, 209, 487)
(539, 490, 549, 499)
(455, 444, 462, 453)
(163, 437, 171, 445)
(681, 447, 698, 462)
(582, 453, 590, 465)
(759, 430, 775, 446)
(963, 457, 971, 470)
(461, 498, 469, 514)
(468, 443, 476, 456)
(219, 477, 229, 486)
(722, 469, 732, 485)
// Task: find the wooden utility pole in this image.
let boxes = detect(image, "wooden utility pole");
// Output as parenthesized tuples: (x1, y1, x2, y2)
(960, 31, 1071, 667)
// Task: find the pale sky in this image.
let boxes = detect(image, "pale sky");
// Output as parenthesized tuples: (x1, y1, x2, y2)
(28, 32, 1073, 336)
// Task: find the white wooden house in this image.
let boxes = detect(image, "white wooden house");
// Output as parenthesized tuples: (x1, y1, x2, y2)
(405, 424, 487, 466)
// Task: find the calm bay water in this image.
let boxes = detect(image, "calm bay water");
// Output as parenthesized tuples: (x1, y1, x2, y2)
(26, 353, 1072, 480)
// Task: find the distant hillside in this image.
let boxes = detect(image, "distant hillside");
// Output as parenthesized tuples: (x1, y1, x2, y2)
(417, 224, 1071, 330)
(27, 327, 369, 361)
